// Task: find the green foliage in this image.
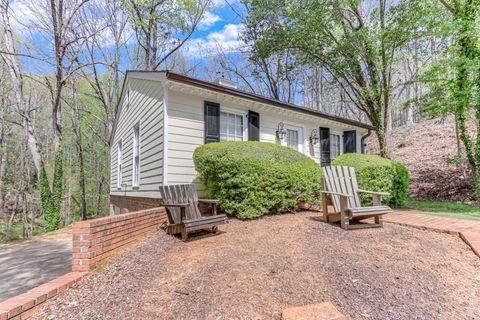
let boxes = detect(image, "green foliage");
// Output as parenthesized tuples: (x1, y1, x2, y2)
(332, 153, 409, 208)
(40, 151, 64, 232)
(52, 151, 64, 215)
(242, 0, 433, 156)
(417, 1, 480, 193)
(193, 141, 323, 219)
(0, 223, 22, 244)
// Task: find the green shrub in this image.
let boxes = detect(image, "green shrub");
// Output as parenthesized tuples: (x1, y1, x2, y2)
(332, 153, 409, 208)
(193, 141, 323, 219)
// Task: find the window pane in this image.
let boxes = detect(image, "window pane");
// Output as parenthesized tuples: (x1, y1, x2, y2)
(330, 134, 340, 159)
(220, 112, 244, 142)
(220, 113, 227, 135)
(133, 124, 140, 185)
(287, 129, 299, 150)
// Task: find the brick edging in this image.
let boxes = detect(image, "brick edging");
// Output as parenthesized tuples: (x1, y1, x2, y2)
(0, 272, 87, 320)
(384, 220, 480, 258)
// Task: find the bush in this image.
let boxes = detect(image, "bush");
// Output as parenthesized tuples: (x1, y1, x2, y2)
(193, 141, 323, 219)
(332, 153, 409, 208)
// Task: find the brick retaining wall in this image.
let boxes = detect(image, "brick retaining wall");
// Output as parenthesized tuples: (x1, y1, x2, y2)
(0, 272, 87, 320)
(72, 207, 167, 272)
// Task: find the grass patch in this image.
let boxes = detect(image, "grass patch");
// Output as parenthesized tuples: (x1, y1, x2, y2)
(405, 198, 480, 221)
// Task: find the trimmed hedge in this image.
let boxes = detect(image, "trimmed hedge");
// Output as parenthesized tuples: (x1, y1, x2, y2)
(193, 141, 323, 219)
(332, 153, 409, 208)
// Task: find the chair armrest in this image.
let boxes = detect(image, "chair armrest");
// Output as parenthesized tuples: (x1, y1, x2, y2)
(162, 203, 190, 207)
(321, 191, 353, 198)
(357, 189, 390, 196)
(198, 199, 219, 204)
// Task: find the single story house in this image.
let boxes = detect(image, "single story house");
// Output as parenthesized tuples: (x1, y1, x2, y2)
(109, 71, 373, 213)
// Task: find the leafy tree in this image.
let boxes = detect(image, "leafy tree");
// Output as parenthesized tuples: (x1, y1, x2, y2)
(418, 0, 480, 197)
(243, 0, 432, 157)
(123, 0, 212, 70)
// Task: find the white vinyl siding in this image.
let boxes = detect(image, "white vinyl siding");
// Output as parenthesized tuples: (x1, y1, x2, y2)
(132, 124, 140, 186)
(330, 133, 341, 159)
(110, 77, 164, 198)
(220, 112, 244, 142)
(117, 141, 122, 188)
(110, 76, 366, 200)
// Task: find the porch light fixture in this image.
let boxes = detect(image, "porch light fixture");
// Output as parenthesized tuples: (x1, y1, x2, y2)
(276, 122, 287, 140)
(309, 129, 319, 145)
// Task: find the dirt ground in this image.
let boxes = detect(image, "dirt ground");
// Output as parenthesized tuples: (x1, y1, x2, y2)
(33, 212, 480, 320)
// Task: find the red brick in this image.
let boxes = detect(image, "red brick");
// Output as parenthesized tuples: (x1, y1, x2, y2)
(19, 305, 40, 320)
(0, 310, 8, 320)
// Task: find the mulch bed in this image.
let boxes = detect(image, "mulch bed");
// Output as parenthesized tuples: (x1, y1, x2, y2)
(32, 212, 480, 320)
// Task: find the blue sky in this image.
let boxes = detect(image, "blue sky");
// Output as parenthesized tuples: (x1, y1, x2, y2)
(9, 0, 245, 75)
(183, 0, 245, 58)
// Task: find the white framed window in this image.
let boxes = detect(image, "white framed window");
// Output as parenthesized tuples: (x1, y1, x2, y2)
(132, 124, 140, 187)
(283, 124, 304, 153)
(117, 141, 122, 188)
(286, 129, 299, 150)
(330, 133, 341, 159)
(220, 111, 245, 142)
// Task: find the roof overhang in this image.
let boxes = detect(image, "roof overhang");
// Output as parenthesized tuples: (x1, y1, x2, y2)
(109, 70, 374, 146)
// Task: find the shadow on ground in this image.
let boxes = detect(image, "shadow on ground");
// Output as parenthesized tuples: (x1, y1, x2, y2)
(0, 232, 72, 301)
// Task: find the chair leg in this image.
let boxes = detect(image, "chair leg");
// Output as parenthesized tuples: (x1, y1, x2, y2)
(375, 215, 383, 226)
(181, 229, 188, 241)
(322, 193, 328, 222)
(340, 210, 349, 230)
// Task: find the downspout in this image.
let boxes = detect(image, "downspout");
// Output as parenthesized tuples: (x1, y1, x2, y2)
(361, 129, 371, 154)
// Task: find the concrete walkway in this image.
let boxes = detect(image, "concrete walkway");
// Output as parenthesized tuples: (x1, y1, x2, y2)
(0, 229, 72, 302)
(385, 210, 480, 257)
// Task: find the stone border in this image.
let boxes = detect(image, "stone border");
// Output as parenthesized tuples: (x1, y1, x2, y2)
(0, 272, 87, 320)
(282, 301, 346, 320)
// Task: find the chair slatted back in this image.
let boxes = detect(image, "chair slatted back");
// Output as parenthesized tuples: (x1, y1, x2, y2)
(322, 166, 362, 212)
(159, 184, 202, 224)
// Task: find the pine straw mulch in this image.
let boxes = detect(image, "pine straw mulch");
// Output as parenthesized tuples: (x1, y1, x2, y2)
(32, 211, 480, 320)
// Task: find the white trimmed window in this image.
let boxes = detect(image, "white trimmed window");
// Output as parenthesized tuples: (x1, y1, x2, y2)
(284, 124, 304, 153)
(330, 134, 341, 159)
(117, 141, 122, 188)
(286, 129, 299, 150)
(220, 111, 244, 142)
(132, 124, 140, 186)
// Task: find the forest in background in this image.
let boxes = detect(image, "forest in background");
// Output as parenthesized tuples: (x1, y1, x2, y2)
(0, 0, 479, 243)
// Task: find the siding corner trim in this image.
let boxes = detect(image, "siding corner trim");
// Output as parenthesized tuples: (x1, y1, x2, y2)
(162, 81, 169, 186)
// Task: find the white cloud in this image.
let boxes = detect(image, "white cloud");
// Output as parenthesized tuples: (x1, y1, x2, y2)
(186, 23, 244, 57)
(198, 11, 222, 30)
(9, 0, 41, 31)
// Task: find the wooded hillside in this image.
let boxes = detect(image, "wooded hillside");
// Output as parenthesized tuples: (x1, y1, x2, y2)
(369, 117, 473, 202)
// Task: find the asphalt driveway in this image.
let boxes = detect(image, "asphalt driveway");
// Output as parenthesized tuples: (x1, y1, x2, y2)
(0, 229, 72, 302)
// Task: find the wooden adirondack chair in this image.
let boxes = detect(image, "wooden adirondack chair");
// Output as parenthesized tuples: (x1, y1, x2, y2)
(321, 166, 392, 229)
(159, 184, 227, 241)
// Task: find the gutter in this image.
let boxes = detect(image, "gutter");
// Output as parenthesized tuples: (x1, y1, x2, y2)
(361, 129, 371, 154)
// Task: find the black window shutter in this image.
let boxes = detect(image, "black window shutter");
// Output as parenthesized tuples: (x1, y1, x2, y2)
(320, 127, 331, 167)
(343, 130, 357, 153)
(248, 111, 260, 141)
(204, 101, 220, 144)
